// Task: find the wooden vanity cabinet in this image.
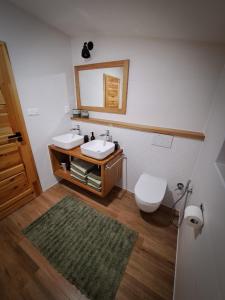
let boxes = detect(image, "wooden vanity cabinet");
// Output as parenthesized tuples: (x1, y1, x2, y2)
(48, 145, 123, 197)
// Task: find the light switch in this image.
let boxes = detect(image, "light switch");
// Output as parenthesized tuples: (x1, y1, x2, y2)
(27, 107, 40, 116)
(64, 105, 70, 114)
(152, 134, 174, 148)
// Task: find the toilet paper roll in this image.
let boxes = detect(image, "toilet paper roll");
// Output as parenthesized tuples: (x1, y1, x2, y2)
(184, 205, 203, 229)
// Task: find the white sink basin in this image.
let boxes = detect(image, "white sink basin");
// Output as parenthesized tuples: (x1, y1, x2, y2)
(81, 139, 115, 160)
(52, 133, 84, 150)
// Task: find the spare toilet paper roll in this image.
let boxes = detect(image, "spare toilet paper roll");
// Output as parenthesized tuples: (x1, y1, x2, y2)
(184, 205, 203, 229)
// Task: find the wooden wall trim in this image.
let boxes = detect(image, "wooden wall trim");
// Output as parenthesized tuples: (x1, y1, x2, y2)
(71, 117, 205, 141)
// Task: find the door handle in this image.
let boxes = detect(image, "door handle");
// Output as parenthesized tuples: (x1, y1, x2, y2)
(8, 131, 23, 142)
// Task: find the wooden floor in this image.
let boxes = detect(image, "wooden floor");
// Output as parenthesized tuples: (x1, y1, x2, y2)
(0, 181, 177, 300)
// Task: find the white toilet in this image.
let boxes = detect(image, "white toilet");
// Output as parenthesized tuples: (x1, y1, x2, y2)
(134, 173, 167, 213)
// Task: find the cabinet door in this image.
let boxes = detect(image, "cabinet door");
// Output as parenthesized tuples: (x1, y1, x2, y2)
(0, 42, 41, 218)
(103, 154, 123, 196)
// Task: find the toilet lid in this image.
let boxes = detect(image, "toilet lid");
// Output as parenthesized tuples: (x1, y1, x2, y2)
(135, 173, 167, 204)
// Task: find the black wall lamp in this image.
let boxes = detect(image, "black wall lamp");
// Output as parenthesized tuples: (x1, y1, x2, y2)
(81, 41, 94, 59)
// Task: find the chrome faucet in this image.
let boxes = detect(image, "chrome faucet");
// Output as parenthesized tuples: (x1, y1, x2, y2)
(100, 130, 112, 145)
(71, 124, 80, 135)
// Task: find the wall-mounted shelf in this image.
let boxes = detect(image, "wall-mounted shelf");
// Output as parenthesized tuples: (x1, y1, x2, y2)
(48, 145, 123, 197)
(71, 117, 205, 141)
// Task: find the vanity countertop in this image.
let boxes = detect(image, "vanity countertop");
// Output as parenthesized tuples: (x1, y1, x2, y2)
(49, 144, 123, 166)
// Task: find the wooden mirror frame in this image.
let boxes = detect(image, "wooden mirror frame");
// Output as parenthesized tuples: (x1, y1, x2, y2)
(74, 60, 129, 114)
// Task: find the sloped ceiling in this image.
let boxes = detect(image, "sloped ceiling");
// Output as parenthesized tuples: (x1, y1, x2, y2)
(9, 0, 225, 43)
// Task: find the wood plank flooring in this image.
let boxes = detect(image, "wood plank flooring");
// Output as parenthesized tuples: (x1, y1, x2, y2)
(0, 181, 177, 300)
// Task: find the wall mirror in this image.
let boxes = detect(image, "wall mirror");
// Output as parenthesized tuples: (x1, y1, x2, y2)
(74, 60, 129, 114)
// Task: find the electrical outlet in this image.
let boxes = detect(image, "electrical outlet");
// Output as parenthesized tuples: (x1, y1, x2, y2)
(27, 107, 40, 116)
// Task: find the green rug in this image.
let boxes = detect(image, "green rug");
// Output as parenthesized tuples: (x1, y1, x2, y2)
(22, 196, 138, 300)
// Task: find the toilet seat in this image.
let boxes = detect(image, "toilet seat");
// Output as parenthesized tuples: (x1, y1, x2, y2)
(134, 173, 167, 212)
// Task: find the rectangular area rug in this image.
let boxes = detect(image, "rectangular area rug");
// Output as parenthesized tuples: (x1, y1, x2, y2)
(22, 196, 138, 300)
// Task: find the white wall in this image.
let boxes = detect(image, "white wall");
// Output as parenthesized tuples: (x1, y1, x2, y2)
(0, 0, 74, 190)
(71, 36, 225, 131)
(174, 66, 225, 299)
(71, 36, 225, 206)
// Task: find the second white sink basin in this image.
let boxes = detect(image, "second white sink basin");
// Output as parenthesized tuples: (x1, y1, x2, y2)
(52, 133, 84, 150)
(81, 139, 115, 160)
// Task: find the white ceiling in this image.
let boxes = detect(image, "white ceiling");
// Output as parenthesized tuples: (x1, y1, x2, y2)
(9, 0, 225, 43)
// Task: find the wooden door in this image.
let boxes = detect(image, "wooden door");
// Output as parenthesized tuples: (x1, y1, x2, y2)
(0, 41, 41, 219)
(104, 74, 120, 109)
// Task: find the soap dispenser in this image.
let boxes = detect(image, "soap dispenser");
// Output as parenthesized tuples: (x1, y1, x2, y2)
(90, 132, 95, 140)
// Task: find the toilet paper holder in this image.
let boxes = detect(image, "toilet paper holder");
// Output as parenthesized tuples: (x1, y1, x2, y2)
(184, 203, 204, 229)
(191, 203, 204, 221)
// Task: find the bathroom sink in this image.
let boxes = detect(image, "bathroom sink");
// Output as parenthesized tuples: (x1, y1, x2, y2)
(52, 133, 84, 150)
(81, 139, 115, 160)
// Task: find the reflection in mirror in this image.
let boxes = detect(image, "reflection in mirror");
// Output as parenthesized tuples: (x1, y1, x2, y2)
(74, 60, 129, 114)
(79, 67, 123, 109)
